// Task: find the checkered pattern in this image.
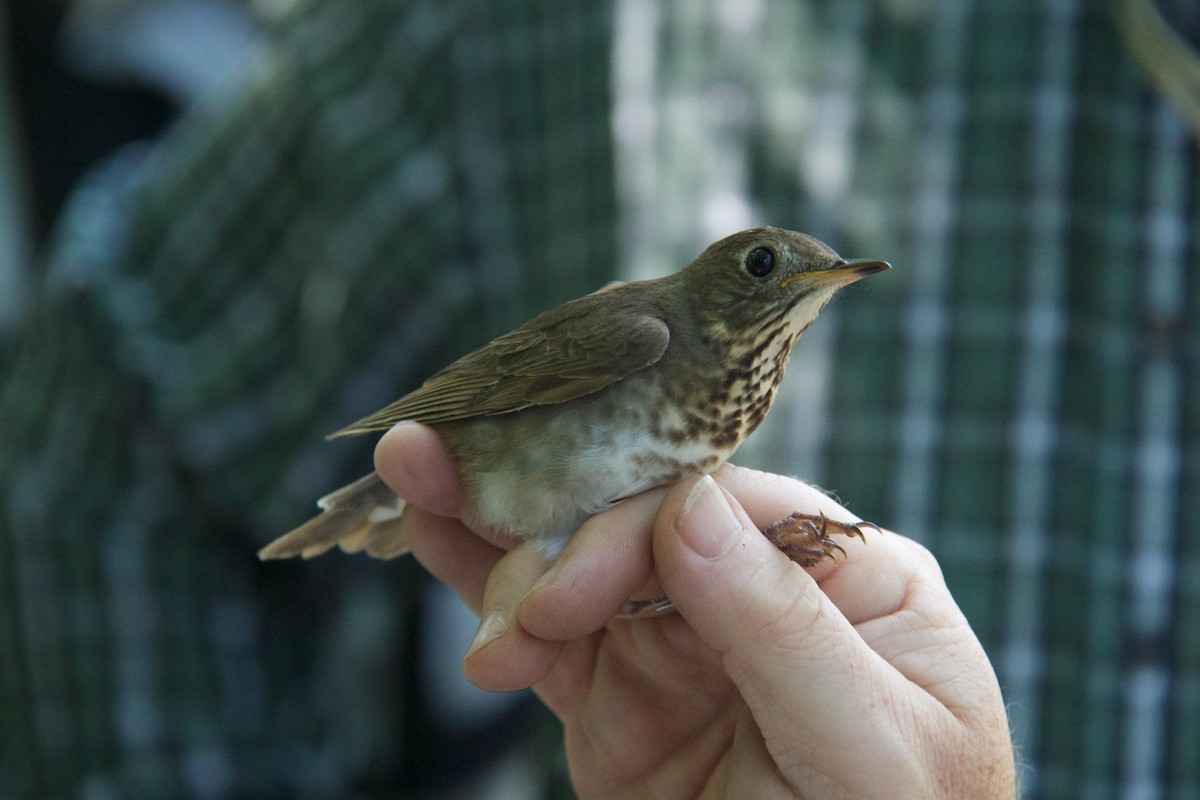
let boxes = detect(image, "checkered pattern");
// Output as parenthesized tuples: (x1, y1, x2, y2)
(615, 3, 1200, 798)
(3, 1, 1197, 797)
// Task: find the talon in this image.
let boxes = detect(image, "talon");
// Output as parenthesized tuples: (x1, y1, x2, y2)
(851, 520, 881, 538)
(619, 595, 676, 618)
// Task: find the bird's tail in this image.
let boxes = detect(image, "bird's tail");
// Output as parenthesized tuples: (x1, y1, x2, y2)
(258, 472, 409, 560)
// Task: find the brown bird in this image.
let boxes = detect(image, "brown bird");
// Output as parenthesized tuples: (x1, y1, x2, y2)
(260, 227, 889, 569)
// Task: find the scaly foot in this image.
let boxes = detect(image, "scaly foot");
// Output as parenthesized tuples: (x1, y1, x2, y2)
(762, 512, 879, 567)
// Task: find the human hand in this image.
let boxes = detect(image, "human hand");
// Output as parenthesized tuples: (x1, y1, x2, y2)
(376, 422, 1017, 799)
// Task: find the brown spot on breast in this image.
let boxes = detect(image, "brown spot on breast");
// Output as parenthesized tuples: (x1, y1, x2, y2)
(651, 319, 803, 460)
(633, 452, 693, 485)
(710, 431, 739, 449)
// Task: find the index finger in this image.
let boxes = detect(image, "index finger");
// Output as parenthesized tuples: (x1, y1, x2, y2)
(374, 421, 465, 517)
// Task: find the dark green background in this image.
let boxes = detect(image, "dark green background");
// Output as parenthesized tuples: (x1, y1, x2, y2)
(3, 1, 1197, 797)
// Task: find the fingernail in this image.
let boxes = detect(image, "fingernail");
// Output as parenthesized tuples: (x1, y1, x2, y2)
(467, 607, 507, 657)
(524, 563, 558, 605)
(677, 475, 743, 559)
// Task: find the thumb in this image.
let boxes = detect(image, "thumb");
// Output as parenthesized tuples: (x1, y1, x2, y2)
(653, 475, 840, 662)
(653, 476, 921, 788)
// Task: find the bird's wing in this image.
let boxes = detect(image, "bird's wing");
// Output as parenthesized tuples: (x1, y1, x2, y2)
(328, 294, 670, 437)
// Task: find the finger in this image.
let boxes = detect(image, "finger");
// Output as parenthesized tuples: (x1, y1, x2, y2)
(849, 541, 1005, 727)
(654, 475, 936, 793)
(402, 504, 503, 614)
(713, 462, 853, 528)
(374, 421, 464, 517)
(518, 489, 663, 641)
(725, 706, 790, 797)
(462, 541, 565, 692)
(713, 464, 910, 625)
(714, 468, 1004, 726)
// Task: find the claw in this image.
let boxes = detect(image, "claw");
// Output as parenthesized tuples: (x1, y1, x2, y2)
(848, 520, 881, 539)
(761, 511, 882, 567)
(618, 595, 675, 618)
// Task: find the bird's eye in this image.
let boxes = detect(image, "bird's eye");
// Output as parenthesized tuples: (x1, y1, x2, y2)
(744, 247, 776, 277)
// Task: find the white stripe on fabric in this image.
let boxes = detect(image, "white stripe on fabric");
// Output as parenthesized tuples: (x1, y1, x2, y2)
(1121, 101, 1187, 800)
(998, 1, 1078, 789)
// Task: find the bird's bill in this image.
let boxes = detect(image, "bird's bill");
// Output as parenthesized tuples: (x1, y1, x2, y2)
(779, 259, 891, 290)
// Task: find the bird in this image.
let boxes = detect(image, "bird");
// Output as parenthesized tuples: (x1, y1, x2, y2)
(259, 226, 889, 568)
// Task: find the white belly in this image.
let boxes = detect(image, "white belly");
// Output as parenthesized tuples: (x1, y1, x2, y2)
(440, 394, 735, 554)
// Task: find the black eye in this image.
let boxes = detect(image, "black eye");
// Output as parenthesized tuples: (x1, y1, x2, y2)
(744, 247, 776, 277)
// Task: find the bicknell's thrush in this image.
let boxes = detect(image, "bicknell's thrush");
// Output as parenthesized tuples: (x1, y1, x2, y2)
(260, 227, 889, 571)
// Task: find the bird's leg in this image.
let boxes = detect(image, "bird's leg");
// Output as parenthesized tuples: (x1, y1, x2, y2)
(618, 513, 880, 618)
(761, 512, 880, 567)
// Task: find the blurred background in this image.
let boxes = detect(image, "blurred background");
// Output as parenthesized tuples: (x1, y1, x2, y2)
(2, 0, 1198, 797)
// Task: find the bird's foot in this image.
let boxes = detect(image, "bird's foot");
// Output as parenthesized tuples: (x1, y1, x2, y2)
(617, 514, 879, 618)
(618, 596, 676, 618)
(762, 512, 879, 567)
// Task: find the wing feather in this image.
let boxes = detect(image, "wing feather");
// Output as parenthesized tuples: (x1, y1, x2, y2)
(329, 291, 670, 437)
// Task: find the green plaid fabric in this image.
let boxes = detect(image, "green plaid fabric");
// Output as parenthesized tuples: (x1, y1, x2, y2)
(3, 3, 614, 797)
(2, 1, 1197, 798)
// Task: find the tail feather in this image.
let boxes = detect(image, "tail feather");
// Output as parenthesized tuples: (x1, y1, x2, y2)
(259, 472, 410, 560)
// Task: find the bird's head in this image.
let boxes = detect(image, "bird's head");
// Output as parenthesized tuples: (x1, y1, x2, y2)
(682, 226, 890, 343)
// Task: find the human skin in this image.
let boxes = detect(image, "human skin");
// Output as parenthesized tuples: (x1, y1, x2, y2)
(375, 421, 1017, 799)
